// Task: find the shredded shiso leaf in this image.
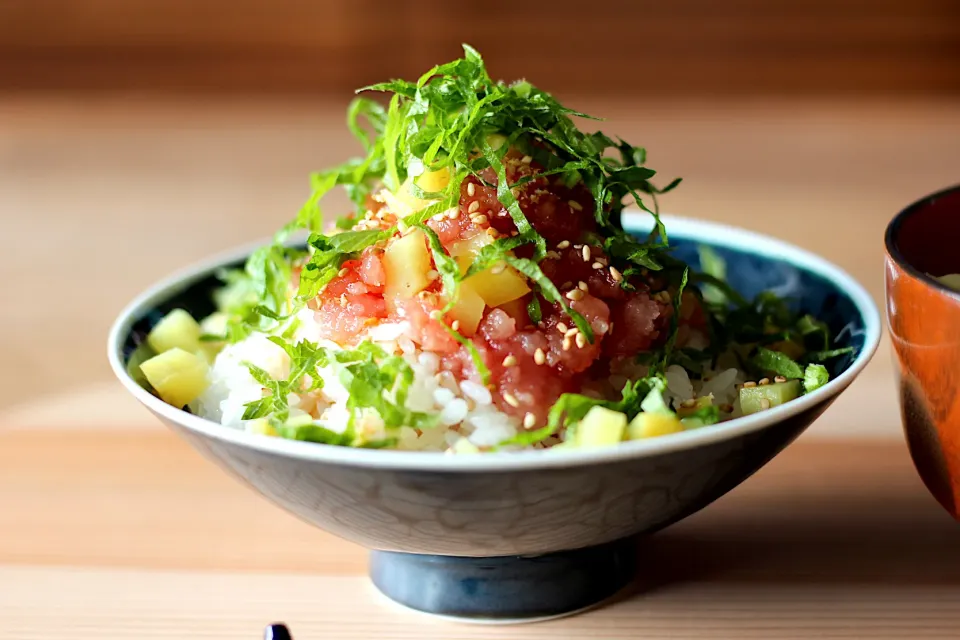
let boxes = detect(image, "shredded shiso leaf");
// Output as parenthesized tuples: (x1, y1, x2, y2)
(217, 45, 680, 345)
(189, 44, 853, 447)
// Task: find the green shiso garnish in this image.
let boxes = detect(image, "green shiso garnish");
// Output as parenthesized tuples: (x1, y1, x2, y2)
(197, 44, 851, 447)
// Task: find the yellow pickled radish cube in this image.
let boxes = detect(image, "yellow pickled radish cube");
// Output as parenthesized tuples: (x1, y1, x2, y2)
(383, 228, 432, 300)
(147, 309, 202, 354)
(381, 186, 417, 217)
(627, 412, 684, 440)
(416, 167, 451, 194)
(576, 406, 628, 448)
(393, 167, 451, 213)
(199, 312, 227, 338)
(139, 348, 210, 408)
(393, 168, 452, 212)
(450, 232, 491, 275)
(248, 419, 278, 437)
(395, 179, 430, 212)
(451, 438, 480, 454)
(450, 232, 530, 306)
(464, 266, 531, 308)
(197, 312, 227, 362)
(447, 280, 486, 336)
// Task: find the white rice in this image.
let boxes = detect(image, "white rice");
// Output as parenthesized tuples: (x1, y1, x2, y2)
(193, 309, 747, 453)
(194, 309, 523, 452)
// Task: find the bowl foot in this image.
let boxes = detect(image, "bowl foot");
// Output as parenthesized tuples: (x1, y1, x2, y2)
(369, 536, 637, 623)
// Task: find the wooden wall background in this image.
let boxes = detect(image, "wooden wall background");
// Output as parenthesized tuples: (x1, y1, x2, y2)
(0, 0, 958, 96)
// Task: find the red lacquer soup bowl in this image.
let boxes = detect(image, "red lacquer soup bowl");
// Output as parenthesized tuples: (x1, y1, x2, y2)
(885, 184, 960, 520)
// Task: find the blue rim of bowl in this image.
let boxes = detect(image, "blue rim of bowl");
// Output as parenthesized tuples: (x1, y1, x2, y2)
(108, 212, 881, 471)
(884, 182, 960, 302)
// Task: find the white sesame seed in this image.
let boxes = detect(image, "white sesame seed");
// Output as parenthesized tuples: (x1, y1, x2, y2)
(546, 250, 561, 260)
(562, 338, 572, 351)
(568, 200, 583, 211)
(760, 398, 771, 410)
(337, 267, 349, 277)
(491, 263, 506, 275)
(566, 289, 584, 301)
(582, 245, 591, 261)
(472, 214, 489, 225)
(592, 262, 604, 270)
(427, 269, 439, 281)
(432, 213, 446, 222)
(486, 228, 499, 239)
(557, 240, 571, 249)
(534, 348, 546, 365)
(774, 375, 787, 383)
(451, 320, 461, 331)
(467, 182, 476, 196)
(578, 281, 589, 291)
(556, 322, 569, 333)
(575, 333, 587, 348)
(743, 381, 757, 388)
(447, 209, 459, 220)
(609, 266, 623, 282)
(339, 294, 348, 307)
(503, 393, 521, 408)
(521, 155, 533, 164)
(468, 201, 480, 214)
(502, 355, 518, 367)
(564, 327, 578, 338)
(759, 378, 770, 386)
(523, 413, 536, 429)
(429, 310, 442, 320)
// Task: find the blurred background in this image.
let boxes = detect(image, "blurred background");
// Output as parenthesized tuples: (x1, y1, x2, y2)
(3, 0, 959, 95)
(1, 0, 959, 433)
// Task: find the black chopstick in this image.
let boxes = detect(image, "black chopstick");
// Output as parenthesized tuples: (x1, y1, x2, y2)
(264, 623, 293, 640)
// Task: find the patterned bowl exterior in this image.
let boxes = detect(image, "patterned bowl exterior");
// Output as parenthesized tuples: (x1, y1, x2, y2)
(110, 215, 879, 557)
(885, 184, 960, 519)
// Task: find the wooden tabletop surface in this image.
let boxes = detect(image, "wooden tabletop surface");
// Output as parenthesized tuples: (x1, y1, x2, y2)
(2, 428, 958, 639)
(2, 96, 959, 638)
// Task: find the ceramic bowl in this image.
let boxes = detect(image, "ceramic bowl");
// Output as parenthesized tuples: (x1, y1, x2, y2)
(885, 184, 960, 520)
(109, 214, 880, 622)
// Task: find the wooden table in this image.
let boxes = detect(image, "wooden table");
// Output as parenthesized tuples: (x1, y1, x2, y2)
(2, 96, 960, 637)
(2, 425, 958, 639)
